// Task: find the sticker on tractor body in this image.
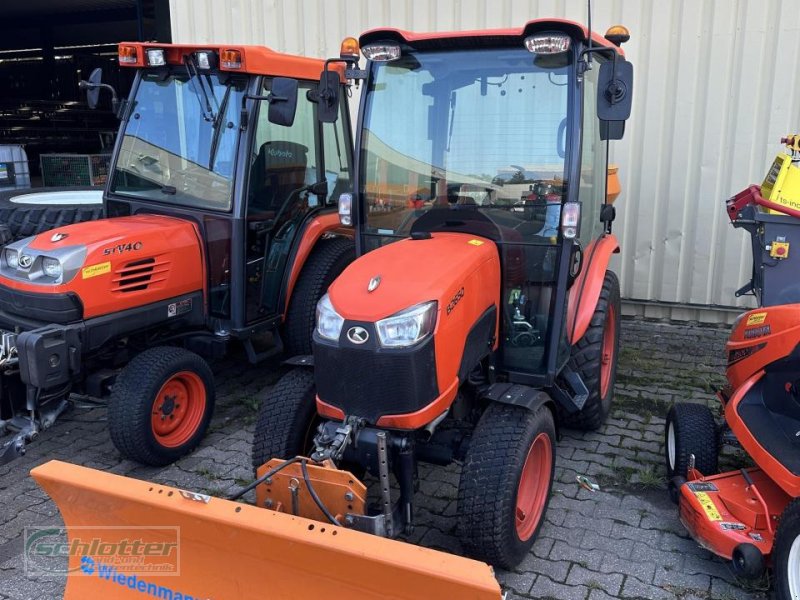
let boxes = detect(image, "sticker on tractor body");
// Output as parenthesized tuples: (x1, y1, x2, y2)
(720, 522, 746, 531)
(686, 481, 718, 492)
(694, 491, 722, 521)
(746, 312, 767, 326)
(167, 298, 192, 318)
(81, 262, 111, 279)
(467, 239, 484, 246)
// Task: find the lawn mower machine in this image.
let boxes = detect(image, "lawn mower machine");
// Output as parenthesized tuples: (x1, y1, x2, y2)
(32, 18, 634, 599)
(665, 136, 800, 597)
(1, 42, 356, 466)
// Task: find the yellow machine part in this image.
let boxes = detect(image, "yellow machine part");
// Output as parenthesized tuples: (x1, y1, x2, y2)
(31, 460, 503, 600)
(761, 152, 800, 214)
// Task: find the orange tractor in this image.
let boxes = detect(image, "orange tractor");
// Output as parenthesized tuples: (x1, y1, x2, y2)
(0, 42, 356, 465)
(32, 19, 633, 599)
(665, 138, 800, 597)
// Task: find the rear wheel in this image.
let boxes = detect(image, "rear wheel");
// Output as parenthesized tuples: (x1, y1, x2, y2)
(457, 402, 556, 569)
(109, 347, 215, 466)
(664, 403, 718, 479)
(251, 368, 318, 470)
(774, 499, 800, 599)
(283, 237, 354, 357)
(563, 270, 620, 430)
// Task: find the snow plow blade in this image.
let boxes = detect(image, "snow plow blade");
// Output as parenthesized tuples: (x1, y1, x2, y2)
(31, 460, 503, 600)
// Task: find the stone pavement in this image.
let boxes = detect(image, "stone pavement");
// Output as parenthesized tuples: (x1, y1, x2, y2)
(0, 318, 770, 599)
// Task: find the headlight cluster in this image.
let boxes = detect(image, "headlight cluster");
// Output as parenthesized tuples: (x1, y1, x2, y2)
(316, 293, 345, 341)
(4, 248, 63, 280)
(315, 294, 438, 348)
(4, 249, 18, 269)
(376, 301, 437, 348)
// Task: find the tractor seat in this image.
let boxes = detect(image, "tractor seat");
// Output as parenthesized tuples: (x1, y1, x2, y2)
(736, 370, 800, 476)
(249, 140, 308, 214)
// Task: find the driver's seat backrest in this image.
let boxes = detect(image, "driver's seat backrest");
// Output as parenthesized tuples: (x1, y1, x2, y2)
(251, 141, 308, 212)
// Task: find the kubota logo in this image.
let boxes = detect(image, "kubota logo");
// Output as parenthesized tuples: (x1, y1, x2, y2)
(267, 148, 293, 159)
(18, 255, 32, 269)
(346, 326, 369, 344)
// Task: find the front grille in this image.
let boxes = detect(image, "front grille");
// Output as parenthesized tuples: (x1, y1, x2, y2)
(112, 257, 169, 293)
(313, 324, 438, 425)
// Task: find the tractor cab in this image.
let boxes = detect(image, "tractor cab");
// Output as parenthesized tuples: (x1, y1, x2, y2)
(0, 43, 356, 466)
(329, 21, 632, 391)
(100, 42, 354, 338)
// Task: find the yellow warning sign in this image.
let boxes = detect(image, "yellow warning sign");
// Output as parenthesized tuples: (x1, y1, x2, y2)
(467, 239, 484, 246)
(746, 312, 767, 326)
(82, 261, 111, 279)
(694, 491, 722, 521)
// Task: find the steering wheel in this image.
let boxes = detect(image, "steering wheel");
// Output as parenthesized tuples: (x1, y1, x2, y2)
(557, 118, 567, 159)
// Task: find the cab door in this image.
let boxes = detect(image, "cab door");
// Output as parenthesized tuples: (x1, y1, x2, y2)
(244, 80, 352, 324)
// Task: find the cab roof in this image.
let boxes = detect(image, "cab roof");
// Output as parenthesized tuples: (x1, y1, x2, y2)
(118, 42, 344, 81)
(360, 18, 624, 57)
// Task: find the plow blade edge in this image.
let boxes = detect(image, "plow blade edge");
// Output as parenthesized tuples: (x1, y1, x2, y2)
(31, 460, 502, 600)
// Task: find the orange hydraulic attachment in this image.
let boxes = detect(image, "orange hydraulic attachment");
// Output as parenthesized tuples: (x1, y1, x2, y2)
(255, 458, 367, 522)
(32, 460, 503, 600)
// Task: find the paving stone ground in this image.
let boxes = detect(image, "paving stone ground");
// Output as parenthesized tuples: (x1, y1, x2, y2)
(0, 318, 771, 599)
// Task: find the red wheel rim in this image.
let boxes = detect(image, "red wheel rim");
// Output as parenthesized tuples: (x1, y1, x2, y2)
(150, 371, 206, 448)
(600, 303, 617, 398)
(515, 432, 553, 541)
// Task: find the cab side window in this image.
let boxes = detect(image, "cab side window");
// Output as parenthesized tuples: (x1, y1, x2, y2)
(248, 80, 319, 220)
(321, 95, 353, 203)
(577, 63, 609, 242)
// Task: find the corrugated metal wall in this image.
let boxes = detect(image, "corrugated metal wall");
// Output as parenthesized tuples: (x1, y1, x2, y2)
(170, 0, 800, 322)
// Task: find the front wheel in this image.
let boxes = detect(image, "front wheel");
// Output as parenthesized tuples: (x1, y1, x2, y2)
(457, 402, 556, 569)
(664, 402, 718, 479)
(108, 347, 215, 466)
(251, 368, 318, 471)
(771, 498, 800, 599)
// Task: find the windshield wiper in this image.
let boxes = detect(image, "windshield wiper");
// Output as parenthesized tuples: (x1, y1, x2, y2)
(208, 82, 235, 170)
(183, 55, 215, 122)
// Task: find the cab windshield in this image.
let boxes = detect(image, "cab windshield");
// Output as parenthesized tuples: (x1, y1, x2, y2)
(110, 71, 246, 211)
(360, 47, 572, 243)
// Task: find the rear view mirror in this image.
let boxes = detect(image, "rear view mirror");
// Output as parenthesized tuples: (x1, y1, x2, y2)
(81, 68, 103, 109)
(597, 59, 633, 123)
(267, 77, 299, 127)
(317, 71, 341, 123)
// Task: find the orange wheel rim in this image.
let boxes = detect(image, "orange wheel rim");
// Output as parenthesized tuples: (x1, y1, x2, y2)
(151, 371, 206, 448)
(600, 304, 616, 398)
(515, 432, 553, 541)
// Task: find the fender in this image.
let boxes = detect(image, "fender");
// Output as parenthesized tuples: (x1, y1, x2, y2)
(282, 212, 352, 320)
(482, 382, 552, 414)
(566, 233, 619, 344)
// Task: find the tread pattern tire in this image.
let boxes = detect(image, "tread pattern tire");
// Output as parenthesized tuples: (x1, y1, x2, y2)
(562, 270, 621, 430)
(772, 498, 800, 600)
(457, 402, 556, 569)
(108, 347, 215, 466)
(283, 237, 354, 357)
(0, 186, 102, 243)
(251, 368, 317, 470)
(664, 402, 718, 479)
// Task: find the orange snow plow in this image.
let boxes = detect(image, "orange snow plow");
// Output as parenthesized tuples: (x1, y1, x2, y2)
(31, 460, 502, 600)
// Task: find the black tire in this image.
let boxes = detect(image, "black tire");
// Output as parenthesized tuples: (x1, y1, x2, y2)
(664, 402, 718, 479)
(457, 402, 556, 569)
(562, 270, 621, 430)
(108, 347, 215, 466)
(730, 543, 765, 580)
(0, 186, 102, 242)
(251, 368, 318, 470)
(773, 498, 800, 599)
(283, 236, 354, 357)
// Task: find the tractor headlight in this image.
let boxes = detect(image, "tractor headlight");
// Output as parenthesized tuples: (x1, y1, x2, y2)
(4, 248, 18, 269)
(42, 257, 63, 279)
(376, 301, 437, 348)
(316, 293, 344, 341)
